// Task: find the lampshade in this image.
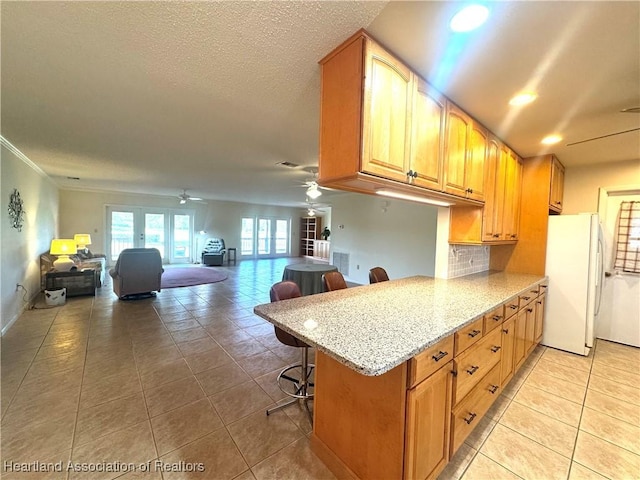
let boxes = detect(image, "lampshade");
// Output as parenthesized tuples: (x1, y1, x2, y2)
(74, 234, 92, 248)
(50, 239, 77, 271)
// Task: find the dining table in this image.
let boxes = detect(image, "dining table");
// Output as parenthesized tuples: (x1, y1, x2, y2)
(282, 263, 339, 296)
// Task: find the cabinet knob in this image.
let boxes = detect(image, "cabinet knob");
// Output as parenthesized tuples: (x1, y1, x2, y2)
(511, 234, 518, 239)
(406, 169, 413, 178)
(491, 345, 501, 353)
(492, 315, 503, 321)
(431, 351, 449, 362)
(468, 329, 481, 338)
(527, 308, 534, 313)
(466, 188, 474, 194)
(556, 201, 562, 205)
(493, 234, 500, 238)
(464, 412, 477, 425)
(537, 301, 543, 305)
(489, 385, 499, 394)
(502, 328, 509, 334)
(466, 365, 479, 375)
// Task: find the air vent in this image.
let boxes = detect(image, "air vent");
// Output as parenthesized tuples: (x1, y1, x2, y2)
(276, 161, 300, 168)
(67, 176, 80, 180)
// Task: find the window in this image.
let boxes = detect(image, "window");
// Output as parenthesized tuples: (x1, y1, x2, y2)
(241, 218, 254, 255)
(613, 201, 640, 274)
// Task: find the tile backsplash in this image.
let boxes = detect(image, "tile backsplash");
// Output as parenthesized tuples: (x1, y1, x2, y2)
(448, 245, 490, 278)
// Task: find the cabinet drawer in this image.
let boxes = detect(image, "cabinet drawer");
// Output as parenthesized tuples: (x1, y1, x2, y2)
(408, 335, 454, 388)
(454, 317, 484, 356)
(483, 305, 505, 334)
(504, 296, 520, 319)
(526, 284, 541, 299)
(518, 293, 535, 309)
(450, 363, 502, 455)
(453, 327, 502, 404)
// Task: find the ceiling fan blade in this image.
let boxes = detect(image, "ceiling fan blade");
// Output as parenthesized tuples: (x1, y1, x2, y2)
(566, 128, 640, 146)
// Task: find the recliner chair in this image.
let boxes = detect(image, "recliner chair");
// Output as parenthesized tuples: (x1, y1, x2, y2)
(109, 248, 163, 299)
(202, 238, 226, 266)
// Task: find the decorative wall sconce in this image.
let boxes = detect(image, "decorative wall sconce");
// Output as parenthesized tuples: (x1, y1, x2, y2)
(8, 188, 25, 231)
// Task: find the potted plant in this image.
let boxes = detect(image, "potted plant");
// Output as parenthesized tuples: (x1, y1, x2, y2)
(321, 227, 331, 240)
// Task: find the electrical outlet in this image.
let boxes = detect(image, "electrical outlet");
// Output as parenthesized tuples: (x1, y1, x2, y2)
(16, 283, 21, 291)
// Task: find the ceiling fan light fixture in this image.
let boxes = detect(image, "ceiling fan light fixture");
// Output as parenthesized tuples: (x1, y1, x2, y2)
(509, 92, 538, 106)
(306, 184, 322, 199)
(449, 4, 489, 33)
(307, 208, 315, 216)
(541, 134, 562, 145)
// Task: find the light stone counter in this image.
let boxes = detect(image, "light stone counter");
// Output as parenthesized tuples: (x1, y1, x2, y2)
(254, 271, 546, 376)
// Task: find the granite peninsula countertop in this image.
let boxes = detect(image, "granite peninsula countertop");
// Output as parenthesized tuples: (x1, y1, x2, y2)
(253, 271, 547, 376)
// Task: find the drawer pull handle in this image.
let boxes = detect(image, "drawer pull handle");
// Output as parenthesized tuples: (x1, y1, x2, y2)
(509, 305, 518, 310)
(527, 308, 534, 313)
(468, 329, 481, 338)
(531, 290, 538, 294)
(432, 351, 449, 362)
(491, 345, 501, 353)
(522, 296, 531, 301)
(502, 328, 509, 334)
(537, 301, 542, 305)
(466, 365, 479, 375)
(489, 385, 499, 394)
(464, 412, 477, 425)
(492, 315, 503, 321)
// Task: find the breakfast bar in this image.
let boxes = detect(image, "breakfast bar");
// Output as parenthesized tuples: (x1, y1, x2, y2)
(254, 271, 548, 480)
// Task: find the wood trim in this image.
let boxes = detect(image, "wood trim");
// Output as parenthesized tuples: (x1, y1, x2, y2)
(310, 434, 359, 480)
(314, 352, 407, 480)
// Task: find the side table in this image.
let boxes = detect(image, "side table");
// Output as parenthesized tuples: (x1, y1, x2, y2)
(227, 247, 237, 265)
(45, 269, 96, 297)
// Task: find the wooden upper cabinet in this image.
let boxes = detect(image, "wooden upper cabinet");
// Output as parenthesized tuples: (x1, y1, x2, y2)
(482, 135, 506, 242)
(466, 123, 487, 202)
(410, 77, 446, 190)
(444, 104, 471, 198)
(503, 150, 523, 241)
(549, 156, 565, 213)
(361, 39, 413, 182)
(444, 105, 485, 202)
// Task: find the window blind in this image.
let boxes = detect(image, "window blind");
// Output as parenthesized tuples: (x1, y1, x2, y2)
(613, 200, 640, 274)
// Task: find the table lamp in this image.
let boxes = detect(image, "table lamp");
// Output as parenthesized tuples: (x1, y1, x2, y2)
(74, 233, 92, 253)
(50, 239, 78, 271)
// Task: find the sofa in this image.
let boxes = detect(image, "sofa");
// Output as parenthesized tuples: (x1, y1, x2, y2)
(40, 250, 107, 290)
(109, 248, 163, 299)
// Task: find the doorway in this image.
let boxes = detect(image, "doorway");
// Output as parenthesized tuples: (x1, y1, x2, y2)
(241, 216, 290, 258)
(107, 206, 195, 265)
(597, 187, 640, 347)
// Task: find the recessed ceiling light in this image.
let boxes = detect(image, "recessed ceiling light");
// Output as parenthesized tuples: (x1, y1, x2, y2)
(541, 135, 562, 145)
(450, 5, 490, 32)
(509, 92, 538, 106)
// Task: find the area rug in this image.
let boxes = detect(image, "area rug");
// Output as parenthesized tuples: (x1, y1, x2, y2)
(161, 267, 228, 288)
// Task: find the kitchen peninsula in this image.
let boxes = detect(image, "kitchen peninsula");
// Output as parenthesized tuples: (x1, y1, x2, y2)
(254, 271, 547, 480)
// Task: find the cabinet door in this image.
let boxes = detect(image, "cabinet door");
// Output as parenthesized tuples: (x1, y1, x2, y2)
(503, 150, 522, 241)
(500, 316, 516, 386)
(524, 304, 536, 356)
(465, 123, 487, 202)
(362, 40, 413, 181)
(549, 156, 565, 212)
(405, 363, 452, 480)
(482, 136, 505, 242)
(410, 77, 446, 191)
(534, 293, 546, 343)
(513, 308, 527, 372)
(444, 104, 471, 198)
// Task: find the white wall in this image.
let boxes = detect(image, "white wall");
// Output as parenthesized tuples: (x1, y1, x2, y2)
(329, 192, 438, 285)
(1, 142, 59, 332)
(60, 190, 305, 261)
(563, 159, 640, 214)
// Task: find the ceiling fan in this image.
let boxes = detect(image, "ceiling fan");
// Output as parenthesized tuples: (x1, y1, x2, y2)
(294, 166, 333, 199)
(567, 107, 640, 146)
(177, 189, 203, 204)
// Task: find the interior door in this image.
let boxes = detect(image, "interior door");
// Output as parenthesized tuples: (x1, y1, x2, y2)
(597, 188, 640, 347)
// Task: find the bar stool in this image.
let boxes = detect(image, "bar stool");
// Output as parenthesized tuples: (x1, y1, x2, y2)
(265, 281, 314, 423)
(322, 270, 347, 291)
(369, 266, 389, 284)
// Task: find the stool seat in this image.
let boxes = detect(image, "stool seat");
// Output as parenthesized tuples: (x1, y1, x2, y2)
(265, 281, 314, 423)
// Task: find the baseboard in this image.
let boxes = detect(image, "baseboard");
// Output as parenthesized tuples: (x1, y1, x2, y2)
(310, 434, 358, 480)
(1, 291, 42, 336)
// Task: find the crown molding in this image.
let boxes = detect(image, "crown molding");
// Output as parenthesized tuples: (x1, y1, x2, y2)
(1, 136, 53, 181)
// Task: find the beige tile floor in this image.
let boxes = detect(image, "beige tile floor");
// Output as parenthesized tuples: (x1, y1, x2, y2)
(2, 258, 639, 479)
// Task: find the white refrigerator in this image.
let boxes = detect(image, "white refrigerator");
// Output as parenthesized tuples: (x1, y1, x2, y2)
(543, 213, 604, 356)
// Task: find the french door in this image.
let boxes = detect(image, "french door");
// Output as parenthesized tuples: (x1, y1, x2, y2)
(241, 217, 290, 258)
(107, 206, 194, 264)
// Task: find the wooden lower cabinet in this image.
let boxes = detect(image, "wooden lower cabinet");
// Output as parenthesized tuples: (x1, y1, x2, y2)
(500, 316, 516, 386)
(312, 283, 548, 480)
(405, 362, 453, 480)
(450, 363, 502, 455)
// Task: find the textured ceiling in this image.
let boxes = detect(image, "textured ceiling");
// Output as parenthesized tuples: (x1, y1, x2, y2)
(2, 1, 639, 207)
